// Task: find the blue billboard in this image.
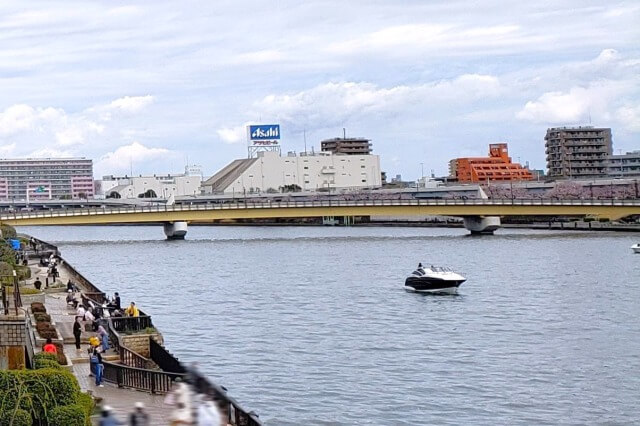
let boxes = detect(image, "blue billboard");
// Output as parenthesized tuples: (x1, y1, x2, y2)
(248, 124, 280, 144)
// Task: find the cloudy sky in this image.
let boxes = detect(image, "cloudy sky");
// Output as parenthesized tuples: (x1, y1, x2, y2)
(0, 1, 639, 179)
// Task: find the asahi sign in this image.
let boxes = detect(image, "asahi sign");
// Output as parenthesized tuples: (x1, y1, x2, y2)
(248, 124, 280, 146)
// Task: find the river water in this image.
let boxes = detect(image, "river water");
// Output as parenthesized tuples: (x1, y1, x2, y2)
(16, 225, 640, 425)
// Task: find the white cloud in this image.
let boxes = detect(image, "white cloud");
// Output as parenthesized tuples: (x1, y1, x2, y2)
(247, 74, 501, 130)
(107, 95, 154, 113)
(616, 104, 640, 132)
(95, 142, 172, 175)
(516, 81, 628, 123)
(217, 125, 247, 144)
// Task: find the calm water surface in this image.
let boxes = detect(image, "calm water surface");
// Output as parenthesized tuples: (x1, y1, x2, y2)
(17, 225, 640, 425)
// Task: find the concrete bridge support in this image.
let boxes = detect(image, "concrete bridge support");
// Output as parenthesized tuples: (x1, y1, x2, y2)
(163, 221, 188, 240)
(462, 216, 501, 235)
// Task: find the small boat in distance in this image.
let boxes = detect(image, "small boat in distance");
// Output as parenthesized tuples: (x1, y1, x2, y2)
(405, 263, 466, 294)
(632, 244, 640, 254)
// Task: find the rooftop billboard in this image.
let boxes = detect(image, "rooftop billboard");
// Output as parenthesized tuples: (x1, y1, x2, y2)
(247, 124, 280, 146)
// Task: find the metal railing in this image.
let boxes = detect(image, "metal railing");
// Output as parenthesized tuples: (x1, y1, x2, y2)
(102, 360, 184, 394)
(3, 198, 640, 221)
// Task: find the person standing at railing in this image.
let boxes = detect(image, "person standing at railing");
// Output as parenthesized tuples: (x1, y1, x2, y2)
(125, 301, 139, 317)
(97, 323, 109, 352)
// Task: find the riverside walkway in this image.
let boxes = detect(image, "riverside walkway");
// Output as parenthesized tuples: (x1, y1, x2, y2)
(26, 254, 173, 423)
(22, 238, 261, 425)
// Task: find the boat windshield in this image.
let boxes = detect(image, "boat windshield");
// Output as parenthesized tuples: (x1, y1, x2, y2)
(429, 266, 453, 272)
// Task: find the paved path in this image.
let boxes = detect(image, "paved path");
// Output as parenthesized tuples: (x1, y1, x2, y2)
(26, 255, 175, 425)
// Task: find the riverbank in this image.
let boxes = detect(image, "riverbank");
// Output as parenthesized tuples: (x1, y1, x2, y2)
(22, 235, 262, 425)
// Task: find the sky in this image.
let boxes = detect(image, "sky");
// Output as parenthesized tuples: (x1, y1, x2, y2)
(0, 1, 639, 179)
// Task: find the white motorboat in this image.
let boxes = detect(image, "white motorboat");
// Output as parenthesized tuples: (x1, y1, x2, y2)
(632, 244, 640, 254)
(404, 263, 466, 294)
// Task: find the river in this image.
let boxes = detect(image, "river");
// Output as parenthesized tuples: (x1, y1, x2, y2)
(16, 225, 640, 425)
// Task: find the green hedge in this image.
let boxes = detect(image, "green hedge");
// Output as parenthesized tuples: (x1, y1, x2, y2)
(0, 408, 31, 426)
(49, 405, 85, 426)
(76, 392, 95, 425)
(0, 368, 81, 423)
(33, 352, 58, 363)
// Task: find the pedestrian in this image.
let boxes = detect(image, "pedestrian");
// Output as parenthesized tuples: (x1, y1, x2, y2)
(91, 348, 104, 387)
(76, 304, 86, 319)
(43, 338, 57, 354)
(73, 316, 82, 351)
(165, 378, 193, 425)
(129, 401, 150, 426)
(197, 395, 221, 426)
(97, 323, 110, 352)
(34, 277, 42, 290)
(124, 302, 139, 317)
(99, 406, 122, 426)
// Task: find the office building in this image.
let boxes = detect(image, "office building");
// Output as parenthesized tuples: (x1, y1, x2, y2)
(321, 137, 372, 155)
(0, 158, 94, 200)
(545, 126, 612, 179)
(202, 150, 381, 194)
(449, 143, 533, 183)
(608, 151, 640, 178)
(97, 168, 202, 199)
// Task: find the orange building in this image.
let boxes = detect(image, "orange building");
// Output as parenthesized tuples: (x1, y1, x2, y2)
(449, 143, 533, 183)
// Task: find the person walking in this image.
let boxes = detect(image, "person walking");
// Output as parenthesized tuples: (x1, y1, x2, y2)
(73, 316, 82, 351)
(129, 402, 150, 426)
(91, 348, 104, 387)
(43, 338, 57, 354)
(33, 277, 42, 290)
(97, 323, 110, 352)
(165, 378, 193, 425)
(99, 406, 123, 426)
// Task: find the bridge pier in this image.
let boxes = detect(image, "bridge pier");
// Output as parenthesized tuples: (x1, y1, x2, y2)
(163, 221, 188, 240)
(462, 216, 501, 235)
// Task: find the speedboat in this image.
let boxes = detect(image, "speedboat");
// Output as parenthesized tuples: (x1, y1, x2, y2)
(405, 264, 466, 294)
(632, 244, 640, 254)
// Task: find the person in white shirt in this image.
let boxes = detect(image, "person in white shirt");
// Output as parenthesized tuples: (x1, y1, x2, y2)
(76, 305, 85, 319)
(197, 396, 221, 426)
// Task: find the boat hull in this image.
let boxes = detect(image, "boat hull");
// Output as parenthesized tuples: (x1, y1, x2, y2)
(633, 246, 640, 254)
(404, 277, 465, 294)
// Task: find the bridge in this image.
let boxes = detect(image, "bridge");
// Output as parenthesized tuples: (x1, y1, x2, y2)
(2, 198, 639, 236)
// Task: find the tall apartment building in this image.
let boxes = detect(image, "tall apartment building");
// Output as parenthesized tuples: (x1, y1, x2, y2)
(0, 158, 94, 200)
(608, 151, 640, 178)
(545, 127, 612, 179)
(321, 137, 372, 155)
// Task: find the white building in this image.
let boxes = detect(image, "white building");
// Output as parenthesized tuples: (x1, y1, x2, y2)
(202, 151, 381, 194)
(97, 170, 202, 199)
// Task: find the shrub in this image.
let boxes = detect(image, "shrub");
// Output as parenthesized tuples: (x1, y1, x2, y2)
(15, 265, 31, 280)
(0, 224, 17, 239)
(36, 322, 58, 339)
(33, 352, 57, 363)
(34, 358, 61, 370)
(49, 404, 85, 426)
(34, 312, 51, 323)
(0, 408, 31, 426)
(31, 302, 46, 313)
(76, 392, 95, 425)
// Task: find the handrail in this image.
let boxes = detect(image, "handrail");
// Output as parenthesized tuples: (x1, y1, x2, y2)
(102, 359, 185, 394)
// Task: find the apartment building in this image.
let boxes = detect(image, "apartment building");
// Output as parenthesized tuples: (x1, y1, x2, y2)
(545, 127, 612, 179)
(0, 158, 94, 200)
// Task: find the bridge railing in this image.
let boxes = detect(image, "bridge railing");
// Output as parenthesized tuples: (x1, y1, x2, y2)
(3, 198, 640, 220)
